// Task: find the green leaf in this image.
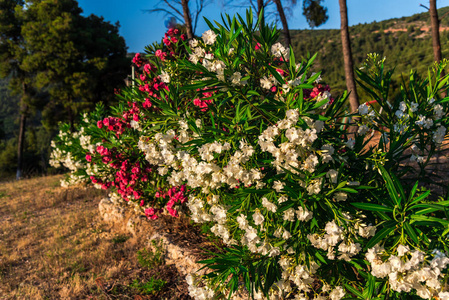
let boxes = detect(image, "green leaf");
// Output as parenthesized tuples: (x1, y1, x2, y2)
(407, 181, 419, 202)
(247, 90, 260, 96)
(411, 215, 449, 226)
(266, 64, 284, 86)
(344, 284, 364, 298)
(314, 251, 327, 263)
(351, 203, 393, 212)
(403, 221, 419, 244)
(367, 224, 396, 248)
(408, 190, 431, 206)
(378, 165, 401, 209)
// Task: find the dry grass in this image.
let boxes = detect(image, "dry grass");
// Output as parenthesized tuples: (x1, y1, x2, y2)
(0, 175, 191, 300)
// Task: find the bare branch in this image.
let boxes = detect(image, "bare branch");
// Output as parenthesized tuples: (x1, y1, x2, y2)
(144, 0, 184, 19)
(193, 0, 208, 33)
(143, 8, 184, 24)
(420, 3, 430, 10)
(440, 10, 449, 21)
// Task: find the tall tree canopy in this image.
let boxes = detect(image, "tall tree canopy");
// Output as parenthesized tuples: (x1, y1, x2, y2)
(302, 0, 328, 28)
(0, 0, 129, 178)
(19, 0, 129, 129)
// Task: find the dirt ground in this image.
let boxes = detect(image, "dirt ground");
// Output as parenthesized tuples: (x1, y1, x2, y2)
(0, 175, 196, 300)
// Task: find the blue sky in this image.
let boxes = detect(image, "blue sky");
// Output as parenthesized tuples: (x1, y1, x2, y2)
(77, 0, 449, 53)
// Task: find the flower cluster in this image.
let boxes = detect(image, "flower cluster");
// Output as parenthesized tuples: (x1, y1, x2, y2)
(366, 245, 449, 299)
(50, 14, 449, 300)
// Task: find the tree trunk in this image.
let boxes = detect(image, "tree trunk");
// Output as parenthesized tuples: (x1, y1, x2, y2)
(181, 0, 193, 39)
(257, 0, 265, 26)
(16, 100, 27, 180)
(273, 0, 291, 47)
(68, 104, 75, 132)
(430, 0, 443, 64)
(338, 0, 359, 114)
(429, 0, 446, 97)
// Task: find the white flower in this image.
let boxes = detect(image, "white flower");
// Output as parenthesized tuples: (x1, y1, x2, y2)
(253, 209, 265, 225)
(326, 169, 338, 183)
(283, 208, 296, 222)
(268, 247, 281, 257)
(358, 224, 376, 238)
(395, 110, 404, 119)
(397, 244, 410, 257)
(346, 138, 355, 149)
(230, 71, 246, 86)
(159, 70, 170, 83)
(261, 197, 277, 213)
(434, 104, 444, 119)
(189, 38, 198, 48)
(321, 144, 335, 163)
(260, 76, 274, 89)
(202, 29, 217, 45)
(358, 124, 369, 135)
(433, 126, 446, 145)
(278, 196, 288, 203)
(329, 286, 345, 300)
(237, 214, 249, 229)
(415, 115, 433, 129)
(358, 103, 370, 115)
(307, 180, 322, 195)
(296, 207, 313, 221)
(273, 180, 284, 192)
(285, 109, 299, 122)
(271, 42, 288, 58)
(282, 230, 292, 239)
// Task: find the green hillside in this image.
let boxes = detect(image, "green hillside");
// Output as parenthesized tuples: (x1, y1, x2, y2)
(290, 6, 449, 96)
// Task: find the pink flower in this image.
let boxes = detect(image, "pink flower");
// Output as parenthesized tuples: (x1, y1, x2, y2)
(97, 120, 103, 129)
(143, 98, 152, 108)
(144, 63, 156, 74)
(276, 68, 286, 77)
(155, 50, 167, 61)
(85, 154, 92, 162)
(145, 207, 159, 220)
(167, 207, 178, 217)
(132, 53, 144, 67)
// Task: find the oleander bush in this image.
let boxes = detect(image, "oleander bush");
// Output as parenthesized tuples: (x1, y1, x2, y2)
(50, 10, 449, 300)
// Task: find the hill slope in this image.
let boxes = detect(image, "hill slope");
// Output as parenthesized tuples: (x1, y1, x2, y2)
(290, 6, 449, 96)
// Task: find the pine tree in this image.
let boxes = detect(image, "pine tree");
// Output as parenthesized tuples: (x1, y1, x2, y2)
(19, 0, 128, 130)
(0, 0, 33, 179)
(0, 0, 129, 177)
